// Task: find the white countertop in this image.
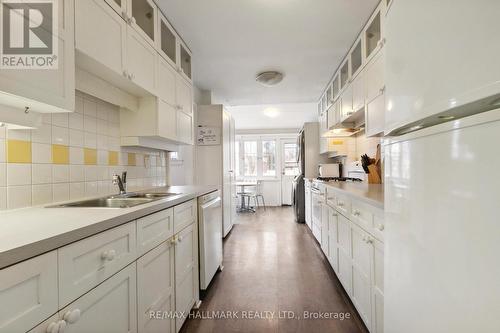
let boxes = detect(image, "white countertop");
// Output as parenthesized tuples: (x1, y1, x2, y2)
(0, 185, 218, 269)
(320, 181, 384, 209)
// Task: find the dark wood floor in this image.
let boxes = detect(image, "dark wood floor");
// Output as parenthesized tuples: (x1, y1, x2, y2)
(181, 207, 368, 333)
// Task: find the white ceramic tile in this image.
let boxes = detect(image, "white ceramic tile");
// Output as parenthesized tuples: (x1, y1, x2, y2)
(75, 95, 84, 114)
(69, 112, 84, 130)
(108, 136, 120, 151)
(85, 181, 98, 197)
(7, 164, 31, 186)
(0, 139, 5, 163)
(52, 165, 69, 183)
(31, 123, 51, 144)
(97, 150, 108, 165)
(108, 108, 120, 123)
(98, 166, 109, 181)
(0, 163, 5, 186)
(70, 165, 85, 182)
(52, 125, 69, 145)
(32, 164, 52, 184)
(84, 132, 97, 149)
(69, 129, 84, 147)
(52, 113, 69, 127)
(120, 153, 128, 166)
(84, 115, 97, 133)
(98, 180, 108, 195)
(32, 143, 52, 163)
(41, 113, 52, 124)
(85, 165, 97, 181)
(7, 129, 31, 141)
(0, 187, 6, 210)
(70, 182, 85, 199)
(8, 185, 31, 209)
(83, 99, 97, 117)
(96, 103, 109, 120)
(32, 184, 53, 206)
(69, 147, 83, 165)
(52, 183, 69, 202)
(108, 122, 120, 137)
(96, 135, 108, 150)
(97, 120, 108, 135)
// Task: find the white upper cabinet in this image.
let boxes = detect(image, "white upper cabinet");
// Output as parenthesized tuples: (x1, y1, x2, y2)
(127, 0, 157, 46)
(157, 13, 178, 68)
(104, 0, 127, 17)
(365, 10, 382, 62)
(0, 0, 75, 113)
(126, 25, 157, 93)
(385, 0, 500, 135)
(158, 56, 177, 105)
(176, 76, 193, 116)
(76, 0, 126, 77)
(179, 42, 193, 82)
(352, 71, 365, 114)
(350, 38, 363, 78)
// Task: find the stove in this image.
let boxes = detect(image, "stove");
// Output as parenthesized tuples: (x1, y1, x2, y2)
(316, 177, 363, 182)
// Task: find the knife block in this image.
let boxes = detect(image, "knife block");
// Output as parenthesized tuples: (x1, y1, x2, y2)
(367, 164, 381, 184)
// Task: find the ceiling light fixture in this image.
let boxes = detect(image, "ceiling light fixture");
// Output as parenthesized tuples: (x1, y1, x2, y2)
(256, 71, 284, 87)
(263, 107, 280, 118)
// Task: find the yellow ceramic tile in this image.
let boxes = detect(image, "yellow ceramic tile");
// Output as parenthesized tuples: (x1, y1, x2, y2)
(128, 153, 136, 166)
(84, 148, 97, 165)
(108, 151, 118, 166)
(7, 140, 32, 163)
(52, 144, 69, 164)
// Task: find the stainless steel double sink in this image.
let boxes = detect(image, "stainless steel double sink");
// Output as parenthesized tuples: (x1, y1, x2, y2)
(48, 192, 180, 208)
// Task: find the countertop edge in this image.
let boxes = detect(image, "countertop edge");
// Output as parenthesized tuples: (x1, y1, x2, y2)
(322, 183, 384, 209)
(0, 186, 218, 270)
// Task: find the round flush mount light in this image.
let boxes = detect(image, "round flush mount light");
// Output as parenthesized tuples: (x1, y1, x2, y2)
(256, 71, 284, 87)
(263, 107, 280, 118)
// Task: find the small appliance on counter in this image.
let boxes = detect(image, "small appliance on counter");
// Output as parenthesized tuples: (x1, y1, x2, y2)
(318, 163, 341, 178)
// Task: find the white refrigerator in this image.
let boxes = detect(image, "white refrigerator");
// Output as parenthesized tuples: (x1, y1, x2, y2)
(384, 1, 500, 332)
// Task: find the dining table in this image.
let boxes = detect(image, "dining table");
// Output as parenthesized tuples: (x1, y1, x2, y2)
(235, 181, 257, 213)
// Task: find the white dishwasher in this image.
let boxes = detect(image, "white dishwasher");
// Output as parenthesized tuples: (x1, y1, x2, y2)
(198, 190, 223, 290)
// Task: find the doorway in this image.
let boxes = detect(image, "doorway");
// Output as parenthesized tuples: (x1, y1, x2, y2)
(280, 139, 299, 205)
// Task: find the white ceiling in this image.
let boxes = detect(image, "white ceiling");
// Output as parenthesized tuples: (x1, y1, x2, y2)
(228, 103, 317, 130)
(157, 0, 379, 106)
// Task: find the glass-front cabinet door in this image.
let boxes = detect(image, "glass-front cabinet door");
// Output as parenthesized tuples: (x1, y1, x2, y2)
(365, 10, 381, 60)
(128, 0, 156, 45)
(179, 42, 192, 81)
(340, 60, 350, 90)
(158, 12, 177, 67)
(105, 0, 127, 17)
(350, 38, 363, 76)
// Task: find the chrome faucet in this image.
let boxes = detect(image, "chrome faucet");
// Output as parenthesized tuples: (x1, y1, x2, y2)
(112, 171, 127, 195)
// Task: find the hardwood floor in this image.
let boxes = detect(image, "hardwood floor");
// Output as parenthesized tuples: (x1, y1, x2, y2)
(181, 207, 369, 333)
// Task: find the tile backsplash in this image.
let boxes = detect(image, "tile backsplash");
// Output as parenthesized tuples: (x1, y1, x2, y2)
(0, 92, 168, 210)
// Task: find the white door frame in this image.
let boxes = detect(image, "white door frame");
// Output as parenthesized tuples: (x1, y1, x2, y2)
(280, 138, 298, 206)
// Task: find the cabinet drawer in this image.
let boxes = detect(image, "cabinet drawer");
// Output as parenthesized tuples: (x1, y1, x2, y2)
(0, 251, 58, 333)
(372, 211, 385, 242)
(326, 188, 337, 208)
(173, 199, 197, 233)
(59, 263, 137, 333)
(58, 222, 137, 307)
(351, 201, 374, 231)
(137, 208, 174, 256)
(335, 194, 351, 217)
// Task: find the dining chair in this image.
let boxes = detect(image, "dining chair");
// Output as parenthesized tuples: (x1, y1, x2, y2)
(241, 180, 266, 211)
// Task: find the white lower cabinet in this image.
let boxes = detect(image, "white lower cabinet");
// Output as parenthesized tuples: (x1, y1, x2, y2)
(0, 251, 58, 333)
(174, 223, 199, 332)
(59, 264, 137, 333)
(137, 241, 175, 333)
(318, 186, 384, 333)
(320, 204, 329, 255)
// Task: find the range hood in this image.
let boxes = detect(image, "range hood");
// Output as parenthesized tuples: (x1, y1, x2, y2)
(326, 107, 365, 137)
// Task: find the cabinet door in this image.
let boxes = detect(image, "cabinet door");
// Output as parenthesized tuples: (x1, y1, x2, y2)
(126, 26, 157, 94)
(158, 99, 177, 141)
(76, 0, 126, 78)
(59, 264, 137, 333)
(327, 103, 337, 129)
(157, 12, 177, 68)
(176, 75, 193, 115)
(137, 241, 175, 333)
(365, 50, 385, 103)
(137, 208, 174, 256)
(27, 314, 61, 333)
(341, 85, 353, 120)
(104, 0, 127, 17)
(352, 71, 365, 113)
(328, 208, 339, 273)
(337, 215, 352, 294)
(176, 111, 193, 145)
(175, 224, 199, 332)
(365, 92, 385, 137)
(372, 239, 384, 333)
(351, 224, 373, 329)
(0, 0, 75, 113)
(128, 0, 157, 46)
(179, 42, 192, 82)
(0, 251, 58, 333)
(157, 52, 177, 105)
(320, 204, 329, 255)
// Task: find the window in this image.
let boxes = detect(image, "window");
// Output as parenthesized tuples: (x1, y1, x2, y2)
(283, 143, 299, 176)
(236, 138, 277, 178)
